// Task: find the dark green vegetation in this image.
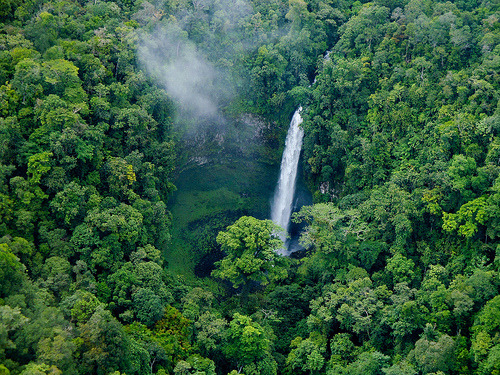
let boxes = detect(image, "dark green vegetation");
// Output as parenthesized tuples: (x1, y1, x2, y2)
(0, 0, 499, 374)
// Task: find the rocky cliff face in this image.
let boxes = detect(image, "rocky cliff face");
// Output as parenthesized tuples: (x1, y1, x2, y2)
(177, 113, 280, 173)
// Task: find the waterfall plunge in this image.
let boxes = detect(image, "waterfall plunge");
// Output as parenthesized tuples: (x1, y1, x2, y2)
(271, 107, 304, 253)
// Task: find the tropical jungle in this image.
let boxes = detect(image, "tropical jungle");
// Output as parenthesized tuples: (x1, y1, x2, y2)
(0, 0, 499, 374)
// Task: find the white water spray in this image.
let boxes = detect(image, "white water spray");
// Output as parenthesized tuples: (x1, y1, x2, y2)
(271, 107, 304, 252)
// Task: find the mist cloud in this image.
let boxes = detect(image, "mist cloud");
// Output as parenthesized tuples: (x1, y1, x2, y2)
(135, 0, 262, 128)
(137, 25, 222, 120)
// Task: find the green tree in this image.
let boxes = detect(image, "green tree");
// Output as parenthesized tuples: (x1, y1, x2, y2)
(471, 296, 500, 374)
(211, 216, 288, 290)
(20, 363, 62, 375)
(11, 58, 43, 104)
(0, 243, 27, 298)
(152, 306, 192, 373)
(133, 288, 165, 327)
(308, 272, 389, 340)
(36, 328, 77, 375)
(41, 59, 87, 112)
(193, 311, 227, 360)
(0, 305, 29, 362)
(411, 325, 457, 374)
(173, 355, 216, 375)
(27, 151, 52, 185)
(40, 256, 72, 299)
(386, 253, 415, 284)
(417, 265, 452, 332)
(249, 46, 287, 110)
(60, 290, 103, 325)
(286, 335, 326, 375)
(224, 313, 277, 375)
(345, 351, 390, 375)
(359, 183, 416, 251)
(383, 283, 427, 345)
(335, 4, 390, 56)
(293, 204, 368, 269)
(78, 306, 131, 375)
(50, 182, 97, 228)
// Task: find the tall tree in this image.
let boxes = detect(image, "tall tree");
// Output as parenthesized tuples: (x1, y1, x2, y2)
(211, 216, 288, 290)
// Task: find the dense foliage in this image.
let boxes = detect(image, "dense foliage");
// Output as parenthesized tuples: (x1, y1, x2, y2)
(0, 0, 499, 374)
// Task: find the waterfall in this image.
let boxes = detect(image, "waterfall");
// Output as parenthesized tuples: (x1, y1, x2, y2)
(271, 107, 304, 252)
